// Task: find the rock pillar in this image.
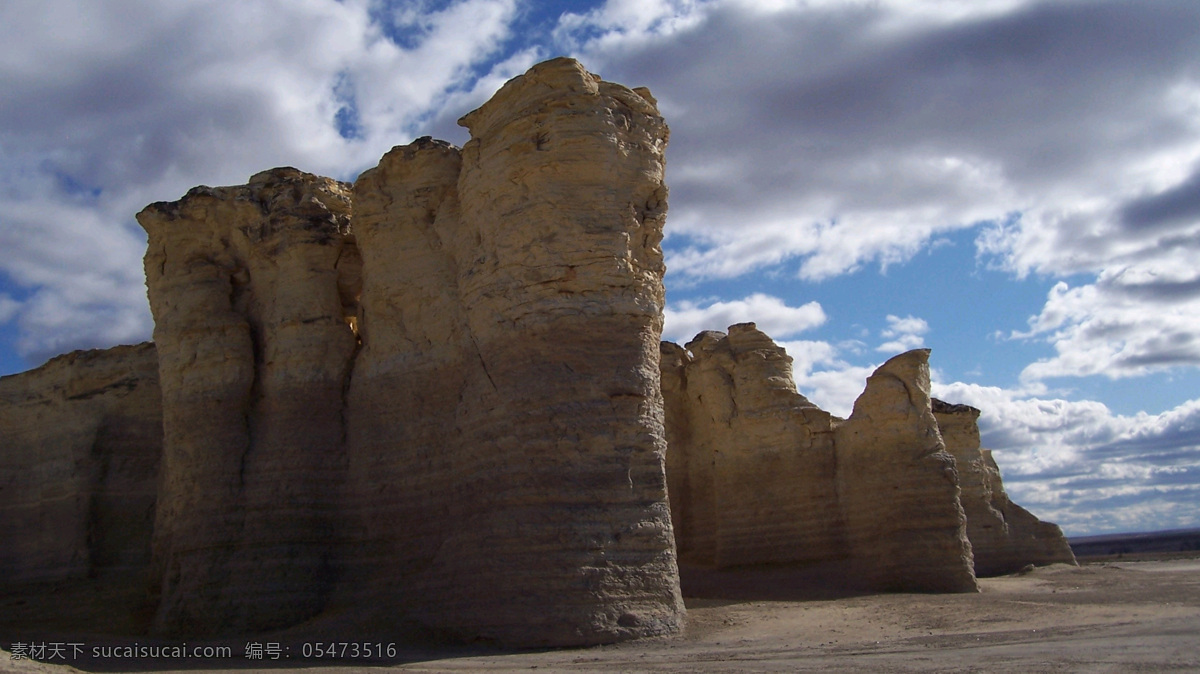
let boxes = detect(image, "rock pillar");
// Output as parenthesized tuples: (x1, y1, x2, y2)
(661, 324, 844, 568)
(834, 350, 977, 592)
(138, 169, 357, 635)
(344, 58, 683, 646)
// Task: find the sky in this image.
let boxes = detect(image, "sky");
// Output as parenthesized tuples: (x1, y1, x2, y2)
(2, 0, 1198, 536)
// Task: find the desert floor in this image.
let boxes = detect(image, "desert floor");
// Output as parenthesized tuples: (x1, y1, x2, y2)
(4, 556, 1199, 673)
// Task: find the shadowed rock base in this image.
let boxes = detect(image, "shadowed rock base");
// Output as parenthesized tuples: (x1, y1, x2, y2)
(0, 343, 161, 593)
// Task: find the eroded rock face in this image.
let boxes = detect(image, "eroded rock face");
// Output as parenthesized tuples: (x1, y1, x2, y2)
(0, 343, 161, 589)
(137, 168, 358, 636)
(661, 324, 843, 568)
(344, 57, 681, 646)
(663, 335, 977, 592)
(835, 350, 977, 592)
(934, 400, 1076, 575)
(662, 327, 1073, 591)
(130, 58, 681, 646)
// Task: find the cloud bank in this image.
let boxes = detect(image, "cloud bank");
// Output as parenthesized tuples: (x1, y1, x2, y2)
(568, 0, 1200, 382)
(0, 0, 520, 364)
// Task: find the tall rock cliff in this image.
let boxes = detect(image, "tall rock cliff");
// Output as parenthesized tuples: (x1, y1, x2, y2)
(137, 168, 358, 636)
(0, 343, 160, 589)
(834, 350, 977, 592)
(132, 57, 682, 646)
(341, 136, 471, 626)
(344, 57, 681, 646)
(933, 400, 1076, 575)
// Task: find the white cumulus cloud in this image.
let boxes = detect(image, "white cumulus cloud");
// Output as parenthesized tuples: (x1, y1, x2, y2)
(0, 0, 520, 367)
(934, 380, 1200, 535)
(663, 293, 826, 344)
(877, 314, 929, 353)
(1012, 256, 1200, 381)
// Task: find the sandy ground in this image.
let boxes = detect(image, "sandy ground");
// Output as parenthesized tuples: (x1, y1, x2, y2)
(3, 557, 1199, 673)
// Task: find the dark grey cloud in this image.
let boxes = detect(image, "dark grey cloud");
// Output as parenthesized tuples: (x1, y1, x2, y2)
(1120, 165, 1200, 233)
(1114, 339, 1200, 370)
(0, 0, 523, 370)
(575, 0, 1200, 279)
(1105, 276, 1200, 303)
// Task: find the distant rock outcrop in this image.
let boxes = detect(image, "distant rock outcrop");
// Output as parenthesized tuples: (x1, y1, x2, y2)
(933, 399, 1077, 575)
(661, 326, 1076, 590)
(662, 325, 977, 592)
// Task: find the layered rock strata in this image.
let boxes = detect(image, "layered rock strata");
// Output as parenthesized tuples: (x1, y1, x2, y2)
(662, 325, 1074, 590)
(131, 58, 682, 645)
(344, 57, 681, 646)
(0, 343, 161, 587)
(661, 325, 843, 568)
(663, 327, 977, 591)
(137, 168, 358, 636)
(933, 400, 1077, 575)
(834, 350, 976, 592)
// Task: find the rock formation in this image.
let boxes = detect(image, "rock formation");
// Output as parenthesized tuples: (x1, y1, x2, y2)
(661, 325, 1074, 591)
(131, 57, 682, 646)
(0, 344, 160, 595)
(342, 58, 681, 646)
(0, 57, 1074, 649)
(933, 400, 1077, 575)
(834, 349, 976, 592)
(138, 168, 358, 636)
(660, 326, 843, 569)
(662, 325, 976, 592)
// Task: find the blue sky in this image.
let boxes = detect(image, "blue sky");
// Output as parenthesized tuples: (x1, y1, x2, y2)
(2, 0, 1199, 536)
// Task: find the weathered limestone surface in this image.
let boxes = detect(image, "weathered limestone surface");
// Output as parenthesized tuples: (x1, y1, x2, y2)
(934, 400, 1076, 575)
(0, 343, 160, 587)
(835, 350, 977, 592)
(344, 57, 682, 646)
(663, 334, 977, 592)
(661, 324, 843, 568)
(662, 328, 1074, 591)
(125, 57, 681, 646)
(341, 136, 470, 623)
(137, 168, 358, 636)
